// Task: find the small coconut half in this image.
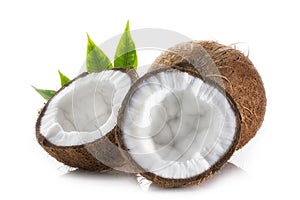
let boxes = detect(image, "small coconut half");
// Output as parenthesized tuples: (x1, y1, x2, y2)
(36, 69, 137, 171)
(116, 64, 241, 187)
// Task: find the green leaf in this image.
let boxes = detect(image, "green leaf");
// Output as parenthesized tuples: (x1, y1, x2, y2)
(86, 33, 113, 72)
(32, 86, 56, 101)
(58, 70, 70, 86)
(114, 20, 138, 69)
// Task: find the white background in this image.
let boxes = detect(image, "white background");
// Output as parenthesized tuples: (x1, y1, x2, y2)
(0, 0, 299, 199)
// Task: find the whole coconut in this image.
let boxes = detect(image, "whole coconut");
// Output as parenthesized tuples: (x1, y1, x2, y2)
(150, 41, 266, 149)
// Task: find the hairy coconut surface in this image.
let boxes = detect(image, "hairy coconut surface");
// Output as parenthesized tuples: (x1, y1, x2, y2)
(150, 41, 266, 149)
(36, 69, 137, 171)
(116, 65, 241, 187)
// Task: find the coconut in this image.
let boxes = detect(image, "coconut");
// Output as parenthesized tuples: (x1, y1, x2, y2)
(36, 69, 137, 171)
(116, 64, 241, 187)
(150, 41, 266, 149)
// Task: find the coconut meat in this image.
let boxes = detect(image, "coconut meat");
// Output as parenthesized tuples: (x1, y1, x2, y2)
(40, 70, 131, 146)
(121, 71, 236, 179)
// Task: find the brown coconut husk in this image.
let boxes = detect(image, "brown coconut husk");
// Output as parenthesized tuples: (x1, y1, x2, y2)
(115, 64, 241, 187)
(36, 69, 138, 171)
(150, 41, 266, 149)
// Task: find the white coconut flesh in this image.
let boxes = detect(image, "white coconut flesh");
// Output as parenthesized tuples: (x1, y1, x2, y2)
(40, 70, 132, 146)
(121, 71, 237, 179)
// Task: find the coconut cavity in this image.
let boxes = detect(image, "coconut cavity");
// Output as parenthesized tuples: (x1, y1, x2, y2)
(116, 66, 240, 187)
(150, 41, 266, 149)
(36, 69, 135, 171)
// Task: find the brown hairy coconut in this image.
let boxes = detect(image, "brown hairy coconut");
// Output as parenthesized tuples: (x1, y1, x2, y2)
(150, 41, 266, 149)
(116, 64, 241, 187)
(36, 69, 137, 171)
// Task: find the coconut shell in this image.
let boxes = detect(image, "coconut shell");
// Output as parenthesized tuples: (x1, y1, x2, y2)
(115, 65, 241, 187)
(36, 69, 138, 171)
(150, 41, 266, 149)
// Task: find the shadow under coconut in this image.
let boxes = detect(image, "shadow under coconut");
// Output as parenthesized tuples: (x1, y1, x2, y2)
(147, 162, 247, 192)
(60, 162, 246, 191)
(61, 168, 138, 185)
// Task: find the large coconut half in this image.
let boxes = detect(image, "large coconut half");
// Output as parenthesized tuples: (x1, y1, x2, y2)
(150, 41, 266, 149)
(116, 64, 241, 187)
(36, 69, 137, 171)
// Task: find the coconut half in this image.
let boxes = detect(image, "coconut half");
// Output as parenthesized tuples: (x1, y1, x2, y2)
(150, 41, 266, 149)
(36, 69, 137, 171)
(116, 64, 241, 187)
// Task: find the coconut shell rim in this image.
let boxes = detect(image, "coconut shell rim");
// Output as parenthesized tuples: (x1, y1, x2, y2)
(115, 63, 241, 187)
(36, 68, 138, 149)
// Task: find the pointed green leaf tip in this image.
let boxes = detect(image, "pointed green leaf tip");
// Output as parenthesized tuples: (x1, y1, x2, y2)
(125, 19, 130, 31)
(32, 86, 56, 101)
(58, 70, 70, 86)
(86, 33, 113, 72)
(114, 20, 138, 69)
